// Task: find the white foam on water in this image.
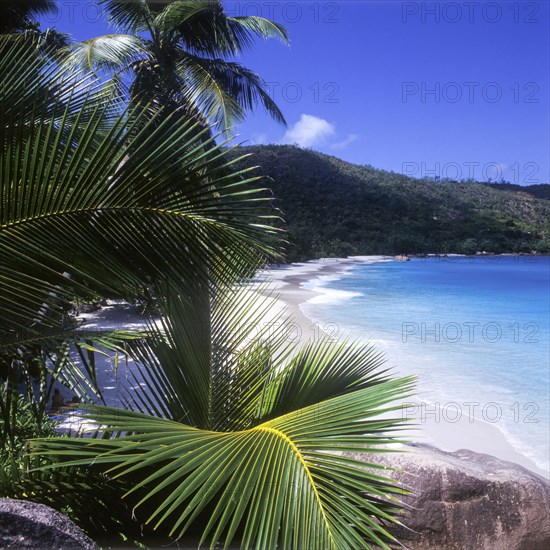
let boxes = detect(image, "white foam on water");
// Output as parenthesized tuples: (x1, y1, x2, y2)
(301, 273, 362, 304)
(305, 288, 363, 305)
(295, 257, 550, 475)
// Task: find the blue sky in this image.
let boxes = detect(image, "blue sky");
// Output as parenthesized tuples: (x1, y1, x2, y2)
(41, 1, 549, 184)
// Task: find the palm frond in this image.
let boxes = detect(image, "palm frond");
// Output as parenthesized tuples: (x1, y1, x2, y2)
(0, 0, 58, 33)
(1, 34, 282, 418)
(61, 34, 148, 72)
(98, 0, 155, 34)
(228, 16, 289, 46)
(0, 34, 112, 127)
(17, 27, 72, 59)
(258, 340, 392, 421)
(117, 280, 292, 429)
(177, 54, 286, 128)
(155, 0, 235, 55)
(1, 39, 282, 343)
(31, 285, 415, 549)
(87, 1, 288, 127)
(155, 1, 288, 57)
(32, 371, 414, 549)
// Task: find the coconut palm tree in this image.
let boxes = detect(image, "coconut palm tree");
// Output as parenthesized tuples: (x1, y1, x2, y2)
(63, 0, 289, 130)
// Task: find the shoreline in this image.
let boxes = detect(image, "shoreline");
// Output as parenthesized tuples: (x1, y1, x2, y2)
(257, 256, 549, 480)
(70, 256, 549, 480)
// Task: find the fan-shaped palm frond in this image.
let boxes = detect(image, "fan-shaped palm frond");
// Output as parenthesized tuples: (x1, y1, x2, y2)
(114, 281, 292, 426)
(33, 379, 414, 549)
(32, 281, 415, 549)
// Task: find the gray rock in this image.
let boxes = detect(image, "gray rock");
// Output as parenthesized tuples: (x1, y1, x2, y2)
(346, 445, 550, 550)
(0, 498, 97, 549)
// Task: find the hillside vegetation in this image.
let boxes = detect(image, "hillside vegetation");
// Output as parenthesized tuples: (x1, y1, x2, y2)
(236, 145, 550, 262)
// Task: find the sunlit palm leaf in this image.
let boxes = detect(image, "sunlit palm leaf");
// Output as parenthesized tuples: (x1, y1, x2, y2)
(258, 340, 393, 421)
(117, 281, 292, 428)
(31, 281, 415, 548)
(33, 371, 414, 549)
(228, 16, 289, 45)
(178, 54, 286, 128)
(62, 34, 148, 72)
(89, 0, 288, 127)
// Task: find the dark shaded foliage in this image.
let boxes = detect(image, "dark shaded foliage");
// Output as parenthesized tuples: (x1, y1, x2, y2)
(0, 1, 57, 33)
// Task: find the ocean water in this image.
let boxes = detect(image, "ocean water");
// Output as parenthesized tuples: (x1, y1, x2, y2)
(301, 256, 550, 472)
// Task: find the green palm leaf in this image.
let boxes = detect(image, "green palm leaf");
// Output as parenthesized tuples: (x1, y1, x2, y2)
(0, 34, 115, 128)
(1, 35, 281, 342)
(32, 279, 415, 548)
(5, 12, 416, 549)
(226, 16, 289, 50)
(155, 1, 289, 55)
(1, 34, 281, 421)
(99, 0, 155, 34)
(257, 339, 393, 422)
(32, 371, 414, 549)
(177, 54, 286, 128)
(88, 0, 288, 127)
(62, 34, 148, 72)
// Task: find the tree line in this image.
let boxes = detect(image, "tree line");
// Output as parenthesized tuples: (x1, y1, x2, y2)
(235, 145, 550, 262)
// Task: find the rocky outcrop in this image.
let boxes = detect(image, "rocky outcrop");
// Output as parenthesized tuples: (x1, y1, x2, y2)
(346, 445, 550, 550)
(0, 499, 97, 549)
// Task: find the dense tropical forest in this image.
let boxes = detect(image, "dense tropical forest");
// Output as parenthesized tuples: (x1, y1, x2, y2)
(234, 145, 550, 262)
(1, 2, 414, 549)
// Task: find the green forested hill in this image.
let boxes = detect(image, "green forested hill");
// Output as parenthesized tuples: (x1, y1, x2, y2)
(234, 145, 550, 262)
(483, 182, 550, 201)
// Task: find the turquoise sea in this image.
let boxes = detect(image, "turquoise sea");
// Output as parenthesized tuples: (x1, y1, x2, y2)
(300, 256, 550, 472)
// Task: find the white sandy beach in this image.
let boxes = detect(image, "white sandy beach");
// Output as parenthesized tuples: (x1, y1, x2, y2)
(61, 257, 548, 480)
(257, 257, 549, 480)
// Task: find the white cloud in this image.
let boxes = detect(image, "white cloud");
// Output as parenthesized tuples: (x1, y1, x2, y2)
(281, 114, 335, 148)
(330, 133, 359, 150)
